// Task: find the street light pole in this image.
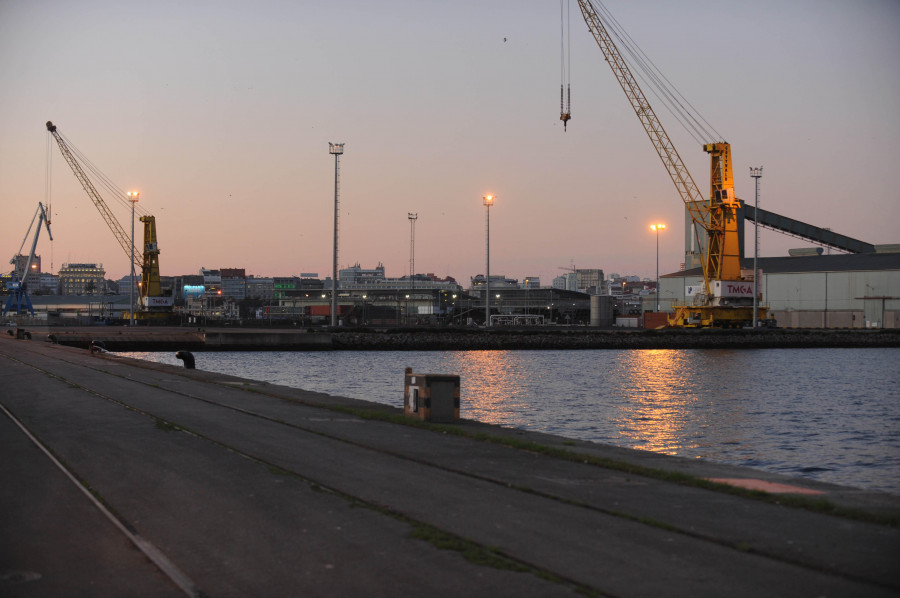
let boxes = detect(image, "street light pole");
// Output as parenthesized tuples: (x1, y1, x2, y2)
(650, 223, 666, 311)
(127, 191, 139, 326)
(329, 143, 344, 327)
(483, 194, 494, 326)
(750, 167, 763, 328)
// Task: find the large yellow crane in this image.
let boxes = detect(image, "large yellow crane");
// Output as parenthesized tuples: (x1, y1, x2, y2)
(46, 121, 172, 317)
(572, 1, 764, 327)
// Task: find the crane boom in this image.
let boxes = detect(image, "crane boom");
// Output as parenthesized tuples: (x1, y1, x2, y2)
(574, 1, 748, 313)
(45, 121, 141, 270)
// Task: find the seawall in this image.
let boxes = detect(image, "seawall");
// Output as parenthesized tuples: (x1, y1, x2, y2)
(16, 325, 900, 351)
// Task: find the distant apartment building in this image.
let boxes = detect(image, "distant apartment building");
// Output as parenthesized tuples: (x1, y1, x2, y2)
(521, 276, 541, 289)
(552, 274, 574, 291)
(59, 263, 106, 295)
(339, 263, 386, 285)
(470, 274, 519, 293)
(220, 268, 247, 300)
(337, 264, 461, 292)
(11, 254, 41, 280)
(38, 273, 59, 294)
(576, 269, 604, 294)
(246, 277, 274, 301)
(274, 277, 300, 300)
(553, 270, 603, 293)
(273, 277, 324, 300)
(200, 267, 221, 294)
(117, 275, 139, 299)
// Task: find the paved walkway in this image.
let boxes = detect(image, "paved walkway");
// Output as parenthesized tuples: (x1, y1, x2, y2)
(2, 334, 898, 597)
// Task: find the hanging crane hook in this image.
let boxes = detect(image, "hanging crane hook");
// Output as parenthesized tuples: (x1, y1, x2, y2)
(559, 0, 572, 131)
(560, 85, 571, 131)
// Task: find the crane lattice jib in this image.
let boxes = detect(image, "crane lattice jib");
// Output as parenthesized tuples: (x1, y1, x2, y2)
(46, 122, 142, 269)
(575, 0, 714, 293)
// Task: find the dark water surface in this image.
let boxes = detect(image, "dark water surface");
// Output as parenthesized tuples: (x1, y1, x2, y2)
(123, 348, 900, 494)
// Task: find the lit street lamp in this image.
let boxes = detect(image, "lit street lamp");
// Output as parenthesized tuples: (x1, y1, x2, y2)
(650, 223, 666, 311)
(329, 142, 344, 327)
(750, 167, 763, 328)
(127, 191, 140, 326)
(483, 194, 494, 326)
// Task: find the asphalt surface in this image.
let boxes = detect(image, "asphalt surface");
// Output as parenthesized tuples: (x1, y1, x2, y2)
(2, 334, 899, 597)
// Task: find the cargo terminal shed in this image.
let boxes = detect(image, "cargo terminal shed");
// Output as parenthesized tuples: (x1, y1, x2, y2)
(658, 193, 900, 329)
(659, 251, 900, 329)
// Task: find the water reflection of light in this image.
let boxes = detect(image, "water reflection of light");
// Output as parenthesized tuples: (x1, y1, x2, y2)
(442, 351, 532, 429)
(612, 350, 702, 455)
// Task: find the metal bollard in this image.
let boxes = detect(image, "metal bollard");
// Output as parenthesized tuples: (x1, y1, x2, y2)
(175, 351, 196, 369)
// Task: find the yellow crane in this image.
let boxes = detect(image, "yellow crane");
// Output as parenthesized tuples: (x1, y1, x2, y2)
(570, 1, 765, 327)
(46, 121, 172, 318)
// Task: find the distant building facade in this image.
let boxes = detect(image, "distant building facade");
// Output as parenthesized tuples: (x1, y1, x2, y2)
(59, 263, 106, 295)
(11, 254, 41, 280)
(246, 277, 275, 301)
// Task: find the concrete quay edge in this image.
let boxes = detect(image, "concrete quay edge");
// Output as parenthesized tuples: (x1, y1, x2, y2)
(8, 324, 900, 351)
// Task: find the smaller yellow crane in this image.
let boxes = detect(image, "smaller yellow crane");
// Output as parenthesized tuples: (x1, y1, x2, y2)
(46, 121, 173, 318)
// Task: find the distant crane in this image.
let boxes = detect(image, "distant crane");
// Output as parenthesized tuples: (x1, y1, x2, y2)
(558, 260, 576, 273)
(3, 203, 52, 316)
(45, 121, 172, 318)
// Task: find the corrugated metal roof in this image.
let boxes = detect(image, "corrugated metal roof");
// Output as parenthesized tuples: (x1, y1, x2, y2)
(665, 252, 900, 278)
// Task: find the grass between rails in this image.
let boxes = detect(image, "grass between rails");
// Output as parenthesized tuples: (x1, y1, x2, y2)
(322, 404, 900, 528)
(103, 355, 899, 528)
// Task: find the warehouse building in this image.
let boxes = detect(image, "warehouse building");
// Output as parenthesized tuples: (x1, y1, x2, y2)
(660, 250, 900, 328)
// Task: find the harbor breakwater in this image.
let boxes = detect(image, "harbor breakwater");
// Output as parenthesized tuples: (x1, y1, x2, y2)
(16, 326, 900, 351)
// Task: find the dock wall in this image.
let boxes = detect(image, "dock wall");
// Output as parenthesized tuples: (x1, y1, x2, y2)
(19, 326, 900, 351)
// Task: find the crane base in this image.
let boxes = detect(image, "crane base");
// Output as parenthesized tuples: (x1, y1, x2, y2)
(668, 305, 771, 329)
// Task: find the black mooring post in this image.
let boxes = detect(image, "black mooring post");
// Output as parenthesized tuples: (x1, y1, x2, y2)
(175, 351, 195, 369)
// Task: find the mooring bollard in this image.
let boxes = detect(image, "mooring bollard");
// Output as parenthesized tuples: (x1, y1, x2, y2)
(175, 351, 196, 369)
(90, 340, 106, 354)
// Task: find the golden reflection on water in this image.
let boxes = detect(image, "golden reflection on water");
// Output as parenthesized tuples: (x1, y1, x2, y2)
(441, 349, 746, 457)
(609, 349, 748, 456)
(441, 350, 532, 428)
(611, 350, 701, 454)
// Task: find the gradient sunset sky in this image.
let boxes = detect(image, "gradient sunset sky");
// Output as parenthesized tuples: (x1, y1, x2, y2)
(2, 0, 899, 283)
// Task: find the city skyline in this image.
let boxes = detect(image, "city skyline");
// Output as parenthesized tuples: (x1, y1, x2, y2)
(2, 1, 899, 283)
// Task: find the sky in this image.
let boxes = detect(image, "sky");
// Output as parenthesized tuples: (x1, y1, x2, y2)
(2, 0, 899, 284)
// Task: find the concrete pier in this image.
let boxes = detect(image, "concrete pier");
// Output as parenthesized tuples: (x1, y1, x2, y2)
(2, 334, 899, 597)
(15, 325, 900, 351)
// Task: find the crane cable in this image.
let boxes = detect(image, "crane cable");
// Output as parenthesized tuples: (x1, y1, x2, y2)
(56, 130, 151, 218)
(45, 130, 54, 273)
(589, 0, 724, 145)
(560, 0, 572, 130)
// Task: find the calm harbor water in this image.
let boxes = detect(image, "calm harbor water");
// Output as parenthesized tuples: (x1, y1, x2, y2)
(122, 348, 900, 494)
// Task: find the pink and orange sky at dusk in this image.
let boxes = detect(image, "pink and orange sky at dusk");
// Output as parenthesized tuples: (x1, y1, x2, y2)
(2, 1, 899, 283)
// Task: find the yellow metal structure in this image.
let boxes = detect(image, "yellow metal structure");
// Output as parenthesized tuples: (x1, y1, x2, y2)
(572, 2, 765, 327)
(138, 215, 173, 316)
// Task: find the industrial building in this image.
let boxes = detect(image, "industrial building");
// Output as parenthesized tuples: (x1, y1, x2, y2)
(661, 250, 900, 329)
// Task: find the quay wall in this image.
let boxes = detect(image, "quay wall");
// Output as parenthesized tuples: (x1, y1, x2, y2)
(18, 326, 900, 351)
(331, 328, 900, 350)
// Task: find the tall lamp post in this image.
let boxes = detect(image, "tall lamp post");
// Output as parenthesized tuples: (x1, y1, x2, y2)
(329, 142, 344, 327)
(650, 223, 666, 311)
(483, 194, 494, 326)
(750, 166, 763, 328)
(127, 191, 140, 326)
